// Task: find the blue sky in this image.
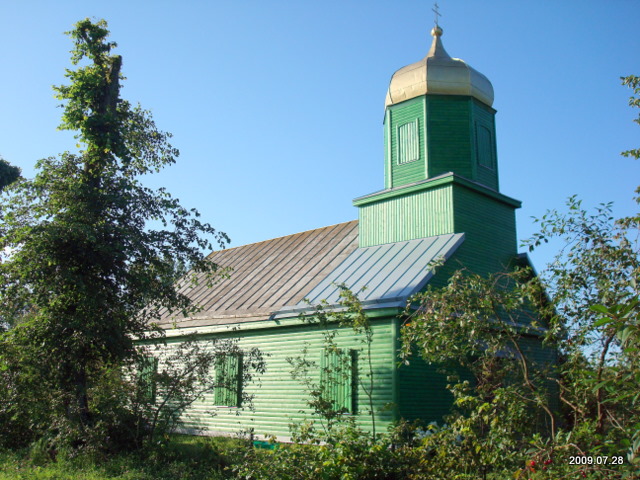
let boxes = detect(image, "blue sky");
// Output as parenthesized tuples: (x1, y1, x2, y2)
(0, 1, 638, 270)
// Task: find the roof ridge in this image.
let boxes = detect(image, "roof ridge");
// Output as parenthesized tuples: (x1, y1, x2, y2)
(207, 219, 358, 256)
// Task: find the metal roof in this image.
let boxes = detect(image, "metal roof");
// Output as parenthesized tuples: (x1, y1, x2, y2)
(157, 222, 464, 329)
(274, 232, 464, 316)
(157, 220, 359, 328)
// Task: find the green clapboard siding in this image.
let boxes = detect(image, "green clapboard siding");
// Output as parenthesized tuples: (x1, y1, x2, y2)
(397, 354, 454, 423)
(383, 95, 498, 190)
(472, 100, 499, 190)
(518, 335, 560, 421)
(162, 317, 397, 439)
(358, 183, 454, 247)
(385, 97, 426, 188)
(450, 183, 517, 275)
(356, 173, 519, 250)
(426, 96, 474, 180)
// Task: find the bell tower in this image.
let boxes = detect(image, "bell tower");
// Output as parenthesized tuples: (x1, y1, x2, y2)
(384, 25, 498, 190)
(354, 23, 521, 275)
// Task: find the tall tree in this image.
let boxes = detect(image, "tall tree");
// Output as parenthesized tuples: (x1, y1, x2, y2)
(0, 19, 227, 431)
(0, 157, 20, 192)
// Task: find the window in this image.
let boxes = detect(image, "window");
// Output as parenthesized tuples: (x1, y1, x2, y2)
(476, 124, 494, 169)
(214, 353, 243, 407)
(320, 348, 356, 413)
(138, 356, 158, 403)
(397, 119, 420, 165)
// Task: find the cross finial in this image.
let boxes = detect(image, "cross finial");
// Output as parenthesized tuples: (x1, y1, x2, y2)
(432, 2, 441, 27)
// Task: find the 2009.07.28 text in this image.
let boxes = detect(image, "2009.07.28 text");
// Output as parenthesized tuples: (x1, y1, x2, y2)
(568, 456, 624, 465)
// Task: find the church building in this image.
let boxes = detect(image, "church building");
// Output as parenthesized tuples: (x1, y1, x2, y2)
(157, 24, 544, 440)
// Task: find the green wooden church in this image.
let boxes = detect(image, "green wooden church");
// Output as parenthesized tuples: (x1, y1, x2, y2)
(157, 24, 547, 440)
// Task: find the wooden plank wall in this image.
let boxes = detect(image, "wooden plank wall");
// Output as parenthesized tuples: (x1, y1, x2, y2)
(158, 317, 397, 440)
(358, 184, 455, 247)
(426, 96, 474, 180)
(472, 100, 499, 191)
(386, 97, 426, 188)
(451, 184, 517, 275)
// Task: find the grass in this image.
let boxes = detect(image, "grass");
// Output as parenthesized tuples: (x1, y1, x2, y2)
(0, 435, 244, 480)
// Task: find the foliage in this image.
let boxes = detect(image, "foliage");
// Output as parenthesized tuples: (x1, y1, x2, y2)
(394, 196, 639, 478)
(287, 285, 377, 440)
(0, 320, 58, 448)
(399, 267, 559, 475)
(0, 330, 265, 456)
(0, 435, 235, 480)
(524, 197, 639, 460)
(231, 421, 426, 480)
(621, 75, 640, 163)
(0, 18, 228, 450)
(620, 74, 640, 231)
(234, 287, 422, 479)
(0, 157, 20, 193)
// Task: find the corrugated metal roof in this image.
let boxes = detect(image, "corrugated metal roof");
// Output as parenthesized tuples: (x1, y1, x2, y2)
(276, 233, 464, 314)
(157, 220, 359, 327)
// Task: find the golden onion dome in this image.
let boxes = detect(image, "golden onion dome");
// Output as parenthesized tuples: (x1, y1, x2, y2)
(385, 26, 494, 108)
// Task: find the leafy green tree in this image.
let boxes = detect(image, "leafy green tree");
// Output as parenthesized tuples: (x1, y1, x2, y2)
(620, 75, 640, 231)
(0, 19, 228, 445)
(397, 199, 639, 476)
(400, 267, 558, 474)
(520, 76, 640, 465)
(0, 157, 20, 192)
(525, 197, 639, 430)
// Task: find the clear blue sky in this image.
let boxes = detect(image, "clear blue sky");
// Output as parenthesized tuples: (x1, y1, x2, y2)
(0, 1, 638, 270)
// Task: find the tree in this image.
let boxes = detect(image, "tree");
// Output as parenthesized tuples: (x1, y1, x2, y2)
(621, 75, 640, 164)
(520, 77, 639, 462)
(525, 197, 639, 430)
(400, 267, 558, 474)
(0, 157, 20, 192)
(620, 75, 640, 229)
(0, 19, 228, 445)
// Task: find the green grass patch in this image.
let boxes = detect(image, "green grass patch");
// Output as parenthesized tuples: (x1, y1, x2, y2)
(0, 435, 244, 480)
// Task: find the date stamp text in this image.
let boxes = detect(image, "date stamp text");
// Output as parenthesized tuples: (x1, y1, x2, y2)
(568, 455, 625, 466)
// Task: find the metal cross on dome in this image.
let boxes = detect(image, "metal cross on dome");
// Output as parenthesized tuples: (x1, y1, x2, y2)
(432, 2, 442, 27)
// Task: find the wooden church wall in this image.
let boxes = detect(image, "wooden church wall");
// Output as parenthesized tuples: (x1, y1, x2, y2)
(161, 314, 399, 439)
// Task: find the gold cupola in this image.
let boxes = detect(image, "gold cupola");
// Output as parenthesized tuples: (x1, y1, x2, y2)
(385, 26, 494, 108)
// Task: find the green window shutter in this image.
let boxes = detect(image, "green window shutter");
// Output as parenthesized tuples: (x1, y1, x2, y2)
(227, 353, 243, 407)
(397, 119, 420, 165)
(320, 348, 354, 413)
(214, 354, 243, 407)
(214, 356, 227, 406)
(138, 356, 158, 404)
